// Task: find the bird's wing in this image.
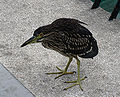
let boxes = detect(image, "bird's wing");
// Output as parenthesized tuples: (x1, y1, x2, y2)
(42, 32, 67, 52)
(42, 30, 94, 57)
(63, 31, 93, 56)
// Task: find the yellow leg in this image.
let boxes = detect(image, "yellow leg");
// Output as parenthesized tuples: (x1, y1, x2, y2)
(46, 57, 75, 79)
(64, 57, 87, 91)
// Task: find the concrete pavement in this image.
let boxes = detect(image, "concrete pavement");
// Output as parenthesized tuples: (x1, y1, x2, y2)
(0, 0, 120, 97)
(0, 63, 35, 97)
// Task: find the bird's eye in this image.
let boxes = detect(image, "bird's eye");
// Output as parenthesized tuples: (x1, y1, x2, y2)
(39, 33, 43, 36)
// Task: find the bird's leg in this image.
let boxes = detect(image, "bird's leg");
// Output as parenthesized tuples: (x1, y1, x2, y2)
(64, 57, 87, 91)
(46, 57, 75, 79)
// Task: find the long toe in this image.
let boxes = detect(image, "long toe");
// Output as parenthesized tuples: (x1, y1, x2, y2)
(46, 66, 75, 79)
(64, 76, 87, 90)
(64, 81, 83, 91)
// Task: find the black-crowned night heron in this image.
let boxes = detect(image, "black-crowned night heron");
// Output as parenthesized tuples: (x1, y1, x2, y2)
(21, 18, 98, 91)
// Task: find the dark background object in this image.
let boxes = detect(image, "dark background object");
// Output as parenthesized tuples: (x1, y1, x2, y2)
(109, 0, 120, 20)
(91, 0, 120, 20)
(91, 0, 101, 9)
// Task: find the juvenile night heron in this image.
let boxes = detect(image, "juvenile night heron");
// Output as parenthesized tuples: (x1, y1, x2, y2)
(21, 18, 98, 90)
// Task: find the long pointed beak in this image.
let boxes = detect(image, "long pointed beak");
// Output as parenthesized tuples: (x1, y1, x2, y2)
(21, 36, 37, 47)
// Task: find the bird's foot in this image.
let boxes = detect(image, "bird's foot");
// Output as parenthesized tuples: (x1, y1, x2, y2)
(64, 76, 87, 91)
(46, 66, 75, 79)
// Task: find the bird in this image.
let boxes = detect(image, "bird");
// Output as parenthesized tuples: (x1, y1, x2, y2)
(21, 18, 98, 91)
(91, 0, 120, 20)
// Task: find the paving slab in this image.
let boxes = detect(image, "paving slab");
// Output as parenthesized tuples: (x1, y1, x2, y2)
(0, 63, 35, 97)
(0, 0, 120, 97)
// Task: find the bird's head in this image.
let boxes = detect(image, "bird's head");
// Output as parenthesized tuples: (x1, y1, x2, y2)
(21, 26, 51, 47)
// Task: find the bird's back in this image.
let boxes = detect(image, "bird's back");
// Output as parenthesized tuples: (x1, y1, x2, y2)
(42, 18, 98, 58)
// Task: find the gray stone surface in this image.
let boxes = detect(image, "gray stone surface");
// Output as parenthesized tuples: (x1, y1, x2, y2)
(0, 63, 35, 97)
(0, 0, 120, 97)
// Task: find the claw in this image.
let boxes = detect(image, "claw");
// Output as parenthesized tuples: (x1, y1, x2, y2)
(73, 71, 76, 74)
(84, 76, 87, 79)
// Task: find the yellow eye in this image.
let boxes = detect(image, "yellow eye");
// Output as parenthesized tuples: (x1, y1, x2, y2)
(39, 33, 43, 36)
